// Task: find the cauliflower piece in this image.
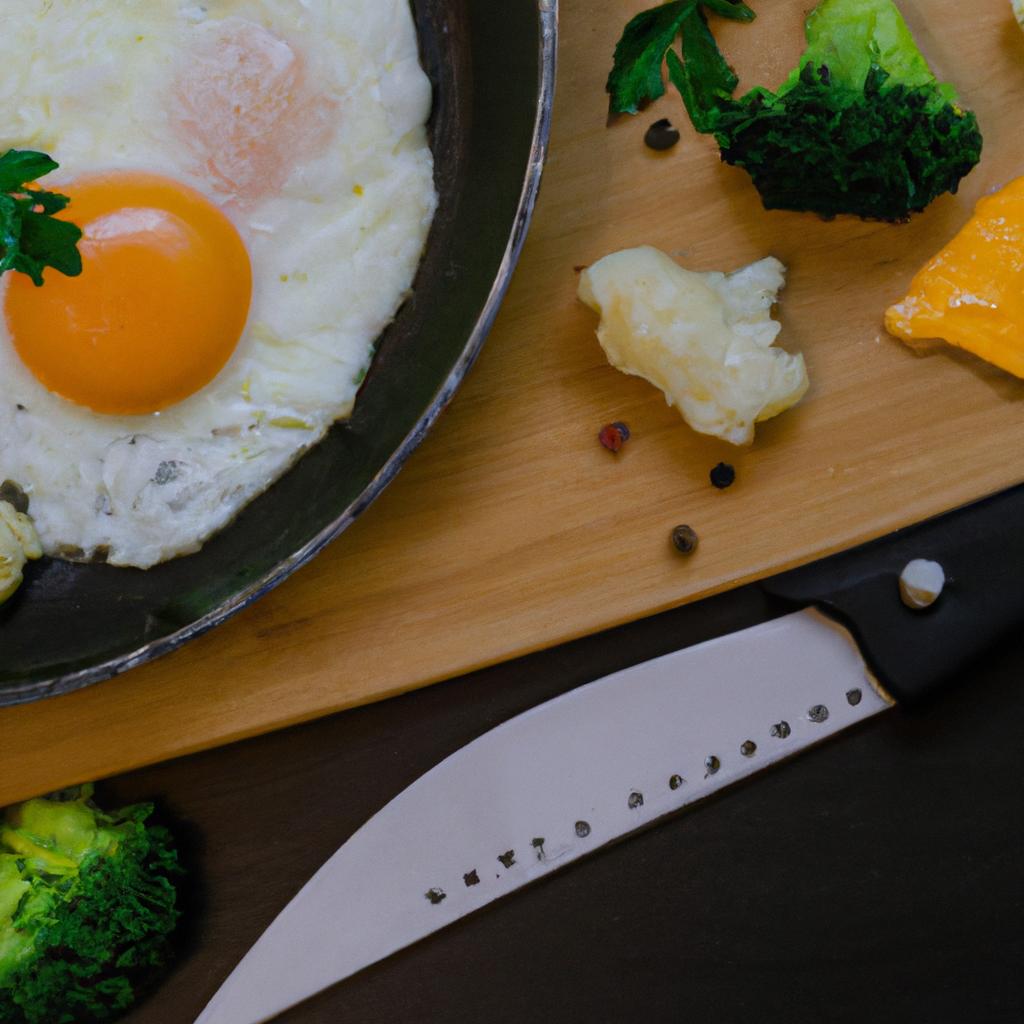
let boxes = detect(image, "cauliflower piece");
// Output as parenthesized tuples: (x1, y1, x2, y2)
(578, 246, 809, 445)
(0, 500, 42, 605)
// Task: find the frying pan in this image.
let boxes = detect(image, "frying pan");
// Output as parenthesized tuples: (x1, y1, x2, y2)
(0, 0, 558, 705)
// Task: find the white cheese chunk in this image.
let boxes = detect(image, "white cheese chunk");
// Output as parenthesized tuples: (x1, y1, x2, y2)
(578, 246, 808, 446)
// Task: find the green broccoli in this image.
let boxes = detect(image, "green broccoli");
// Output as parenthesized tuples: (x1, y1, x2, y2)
(608, 0, 983, 221)
(0, 785, 182, 1023)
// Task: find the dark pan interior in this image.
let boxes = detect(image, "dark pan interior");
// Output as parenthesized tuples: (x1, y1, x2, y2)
(0, 0, 550, 704)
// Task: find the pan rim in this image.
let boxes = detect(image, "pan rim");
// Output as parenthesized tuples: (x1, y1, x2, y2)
(4, 0, 559, 707)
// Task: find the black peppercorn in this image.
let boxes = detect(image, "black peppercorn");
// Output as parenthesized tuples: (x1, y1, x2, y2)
(671, 525, 699, 554)
(644, 118, 681, 152)
(710, 462, 736, 489)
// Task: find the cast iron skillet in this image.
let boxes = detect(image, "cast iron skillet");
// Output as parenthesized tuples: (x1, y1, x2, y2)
(0, 0, 558, 705)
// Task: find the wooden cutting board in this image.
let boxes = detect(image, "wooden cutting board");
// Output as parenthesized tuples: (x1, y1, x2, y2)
(2, 0, 1022, 807)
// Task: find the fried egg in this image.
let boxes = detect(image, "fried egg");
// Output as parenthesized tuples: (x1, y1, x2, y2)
(0, 0, 437, 568)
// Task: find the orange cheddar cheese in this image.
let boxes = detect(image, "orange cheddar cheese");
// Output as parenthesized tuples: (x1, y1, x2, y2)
(885, 178, 1024, 379)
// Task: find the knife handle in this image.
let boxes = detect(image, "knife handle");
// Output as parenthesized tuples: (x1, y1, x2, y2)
(761, 484, 1024, 707)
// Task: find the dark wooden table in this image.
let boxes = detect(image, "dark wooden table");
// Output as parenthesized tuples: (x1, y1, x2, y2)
(101, 578, 1023, 1024)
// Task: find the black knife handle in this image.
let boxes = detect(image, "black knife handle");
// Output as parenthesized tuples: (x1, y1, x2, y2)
(761, 485, 1024, 706)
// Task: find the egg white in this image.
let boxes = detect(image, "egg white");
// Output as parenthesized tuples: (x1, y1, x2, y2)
(0, 0, 437, 568)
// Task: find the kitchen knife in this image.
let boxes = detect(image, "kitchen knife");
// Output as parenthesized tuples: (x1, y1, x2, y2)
(195, 484, 1024, 1024)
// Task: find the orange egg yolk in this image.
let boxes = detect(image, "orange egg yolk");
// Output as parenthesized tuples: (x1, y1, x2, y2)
(5, 172, 252, 415)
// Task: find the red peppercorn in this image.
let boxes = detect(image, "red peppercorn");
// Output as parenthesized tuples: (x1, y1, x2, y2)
(598, 422, 631, 453)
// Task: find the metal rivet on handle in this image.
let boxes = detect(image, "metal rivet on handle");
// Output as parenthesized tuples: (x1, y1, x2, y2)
(628, 792, 644, 809)
(575, 821, 592, 838)
(770, 721, 791, 739)
(740, 740, 757, 757)
(669, 775, 684, 790)
(704, 755, 721, 777)
(497, 850, 516, 869)
(463, 871, 480, 887)
(425, 888, 446, 905)
(808, 705, 830, 724)
(847, 688, 863, 706)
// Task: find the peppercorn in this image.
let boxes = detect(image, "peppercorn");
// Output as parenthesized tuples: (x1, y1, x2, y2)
(710, 462, 736, 489)
(598, 422, 631, 453)
(671, 524, 699, 554)
(644, 118, 681, 152)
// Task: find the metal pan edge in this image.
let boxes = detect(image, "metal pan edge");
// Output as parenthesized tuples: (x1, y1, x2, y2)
(1, 0, 558, 706)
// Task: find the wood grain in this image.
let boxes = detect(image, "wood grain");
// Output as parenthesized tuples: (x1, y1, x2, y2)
(2, 0, 1022, 806)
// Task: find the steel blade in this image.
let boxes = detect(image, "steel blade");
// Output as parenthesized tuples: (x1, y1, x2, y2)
(195, 610, 891, 1024)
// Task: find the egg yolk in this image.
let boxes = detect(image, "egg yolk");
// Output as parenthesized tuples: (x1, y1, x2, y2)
(173, 19, 337, 207)
(5, 172, 252, 415)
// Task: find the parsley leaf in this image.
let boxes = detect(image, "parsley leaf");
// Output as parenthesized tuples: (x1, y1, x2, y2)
(666, 8, 739, 133)
(607, 0, 754, 115)
(607, 3, 694, 115)
(0, 149, 82, 287)
(0, 151, 59, 193)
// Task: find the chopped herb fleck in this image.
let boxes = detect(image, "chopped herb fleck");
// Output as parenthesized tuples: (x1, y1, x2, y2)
(152, 461, 182, 486)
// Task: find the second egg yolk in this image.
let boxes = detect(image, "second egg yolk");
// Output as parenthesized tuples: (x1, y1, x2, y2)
(5, 172, 252, 415)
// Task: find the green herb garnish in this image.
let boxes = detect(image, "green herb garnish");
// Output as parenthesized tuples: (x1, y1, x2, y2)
(607, 0, 754, 116)
(608, 0, 984, 222)
(0, 150, 83, 286)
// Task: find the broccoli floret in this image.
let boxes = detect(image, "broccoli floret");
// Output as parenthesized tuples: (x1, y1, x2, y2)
(0, 786, 181, 1023)
(609, 0, 983, 221)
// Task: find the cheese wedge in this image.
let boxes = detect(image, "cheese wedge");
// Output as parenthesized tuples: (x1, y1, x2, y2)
(885, 178, 1024, 379)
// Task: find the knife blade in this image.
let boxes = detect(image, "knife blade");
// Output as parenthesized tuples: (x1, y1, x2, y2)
(196, 609, 891, 1024)
(197, 482, 1024, 1023)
